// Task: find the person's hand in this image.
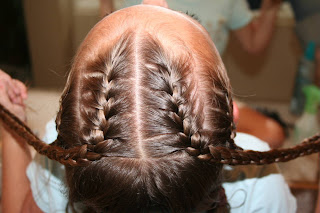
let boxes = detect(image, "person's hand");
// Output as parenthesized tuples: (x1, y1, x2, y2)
(142, 0, 168, 8)
(0, 69, 28, 122)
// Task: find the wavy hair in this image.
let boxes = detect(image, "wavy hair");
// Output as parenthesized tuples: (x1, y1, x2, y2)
(1, 30, 320, 212)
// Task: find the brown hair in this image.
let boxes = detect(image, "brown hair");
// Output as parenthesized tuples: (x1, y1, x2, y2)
(1, 31, 320, 212)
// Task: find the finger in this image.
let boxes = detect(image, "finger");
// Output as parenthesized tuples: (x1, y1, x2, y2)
(0, 89, 26, 121)
(12, 79, 28, 100)
(4, 78, 26, 105)
(0, 80, 26, 121)
(5, 80, 18, 104)
(0, 70, 23, 104)
(11, 94, 23, 106)
(12, 80, 21, 95)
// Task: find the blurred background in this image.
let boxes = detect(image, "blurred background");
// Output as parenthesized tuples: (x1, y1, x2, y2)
(1, 0, 300, 101)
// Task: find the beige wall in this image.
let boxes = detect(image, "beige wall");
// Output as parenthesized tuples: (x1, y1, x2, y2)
(24, 0, 100, 88)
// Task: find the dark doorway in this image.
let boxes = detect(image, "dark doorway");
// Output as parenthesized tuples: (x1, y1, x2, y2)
(0, 0, 31, 83)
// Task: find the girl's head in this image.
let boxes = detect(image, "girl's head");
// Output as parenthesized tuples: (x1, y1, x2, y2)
(55, 4, 235, 212)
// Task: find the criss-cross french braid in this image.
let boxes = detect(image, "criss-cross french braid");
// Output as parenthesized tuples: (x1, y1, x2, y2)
(0, 34, 137, 166)
(141, 38, 201, 152)
(55, 33, 140, 161)
(76, 35, 133, 152)
(2, 100, 320, 167)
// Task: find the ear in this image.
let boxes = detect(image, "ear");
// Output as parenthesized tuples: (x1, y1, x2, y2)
(142, 0, 169, 8)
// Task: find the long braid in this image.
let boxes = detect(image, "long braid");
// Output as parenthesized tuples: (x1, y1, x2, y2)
(1, 102, 320, 166)
(186, 132, 320, 165)
(210, 133, 320, 165)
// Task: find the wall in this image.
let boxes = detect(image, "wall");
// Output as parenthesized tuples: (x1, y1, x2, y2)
(23, 0, 100, 88)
